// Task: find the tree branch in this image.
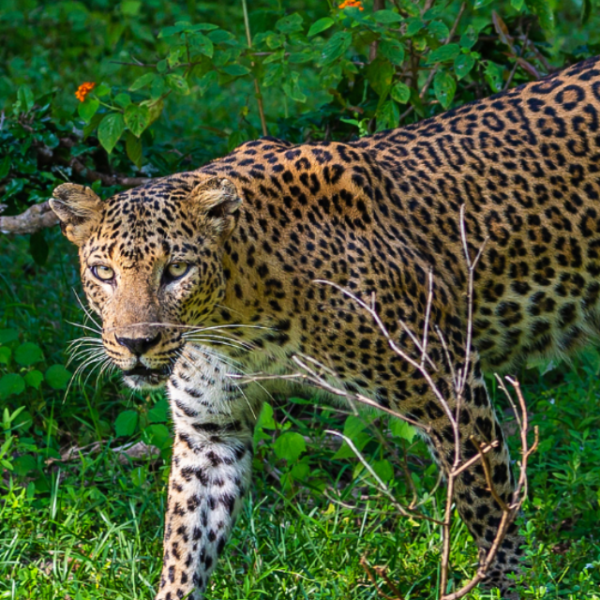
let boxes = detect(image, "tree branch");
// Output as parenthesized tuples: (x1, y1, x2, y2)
(0, 201, 59, 235)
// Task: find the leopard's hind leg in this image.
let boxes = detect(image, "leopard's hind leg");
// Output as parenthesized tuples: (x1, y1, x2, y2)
(394, 355, 524, 598)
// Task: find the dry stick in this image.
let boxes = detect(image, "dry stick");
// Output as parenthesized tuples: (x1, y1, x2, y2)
(420, 268, 434, 367)
(312, 280, 454, 426)
(439, 207, 489, 597)
(241, 0, 268, 137)
(327, 430, 444, 525)
(470, 435, 509, 512)
(458, 206, 488, 396)
(360, 555, 404, 600)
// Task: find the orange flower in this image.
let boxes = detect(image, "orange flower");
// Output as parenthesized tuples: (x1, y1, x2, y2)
(75, 82, 96, 102)
(339, 0, 364, 10)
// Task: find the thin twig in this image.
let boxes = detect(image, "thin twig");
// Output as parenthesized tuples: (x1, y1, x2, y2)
(504, 22, 531, 90)
(327, 430, 443, 525)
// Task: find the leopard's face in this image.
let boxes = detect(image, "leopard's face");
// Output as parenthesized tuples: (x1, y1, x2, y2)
(50, 177, 241, 389)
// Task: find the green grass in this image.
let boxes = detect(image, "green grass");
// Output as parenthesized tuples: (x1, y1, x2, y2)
(1, 233, 600, 600)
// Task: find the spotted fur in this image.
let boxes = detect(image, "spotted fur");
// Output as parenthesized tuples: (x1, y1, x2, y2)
(50, 56, 600, 599)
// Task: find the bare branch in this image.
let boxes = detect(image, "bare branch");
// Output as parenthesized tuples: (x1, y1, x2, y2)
(0, 201, 59, 235)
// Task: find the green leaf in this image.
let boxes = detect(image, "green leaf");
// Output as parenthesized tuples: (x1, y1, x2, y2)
(150, 76, 166, 99)
(275, 13, 303, 34)
(263, 49, 285, 64)
(377, 100, 400, 130)
(256, 402, 276, 430)
(474, 0, 494, 8)
(94, 83, 111, 97)
(45, 365, 72, 390)
(148, 397, 170, 423)
(454, 53, 475, 80)
(17, 86, 35, 112)
(121, 0, 142, 16)
(13, 455, 37, 477)
(526, 0, 555, 32)
(220, 64, 250, 77)
(196, 71, 217, 95)
(166, 74, 190, 94)
(333, 431, 370, 459)
(341, 414, 376, 445)
(191, 33, 214, 58)
(0, 329, 19, 344)
(379, 40, 405, 65)
(0, 347, 10, 364)
(124, 104, 150, 137)
(145, 423, 171, 450)
(511, 0, 525, 8)
(78, 96, 99, 123)
(372, 459, 394, 483)
(126, 131, 143, 168)
(288, 51, 314, 64)
(208, 29, 232, 44)
(366, 58, 394, 97)
(290, 461, 310, 482)
(129, 72, 156, 91)
(308, 17, 334, 37)
(320, 31, 352, 66)
(405, 18, 424, 36)
(427, 43, 460, 63)
(0, 154, 10, 180)
(186, 23, 219, 33)
(390, 81, 410, 104)
(434, 70, 456, 109)
(25, 370, 43, 389)
(115, 410, 138, 437)
(427, 20, 449, 41)
(273, 431, 306, 462)
(390, 418, 417, 442)
(114, 93, 131, 108)
(13, 410, 32, 432)
(15, 342, 43, 366)
(83, 112, 104, 139)
(98, 113, 125, 154)
(0, 374, 25, 399)
(283, 73, 307, 103)
(159, 24, 187, 38)
(459, 25, 478, 50)
(484, 60, 504, 92)
(146, 98, 164, 125)
(373, 10, 403, 24)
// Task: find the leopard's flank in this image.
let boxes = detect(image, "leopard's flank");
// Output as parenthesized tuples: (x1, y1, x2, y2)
(50, 56, 600, 599)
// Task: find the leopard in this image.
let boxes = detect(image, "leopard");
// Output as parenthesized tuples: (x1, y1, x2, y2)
(49, 55, 600, 599)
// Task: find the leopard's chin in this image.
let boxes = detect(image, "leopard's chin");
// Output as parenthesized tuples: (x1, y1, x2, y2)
(122, 365, 171, 390)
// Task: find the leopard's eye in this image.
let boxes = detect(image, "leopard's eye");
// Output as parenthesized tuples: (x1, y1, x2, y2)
(166, 262, 190, 280)
(91, 265, 115, 281)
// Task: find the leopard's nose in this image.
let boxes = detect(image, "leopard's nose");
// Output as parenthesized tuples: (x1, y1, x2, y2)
(116, 332, 161, 356)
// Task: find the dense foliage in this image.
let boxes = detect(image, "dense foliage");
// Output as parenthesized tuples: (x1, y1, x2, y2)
(1, 1, 600, 598)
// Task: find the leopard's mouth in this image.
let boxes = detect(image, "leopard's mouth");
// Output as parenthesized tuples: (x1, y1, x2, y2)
(122, 364, 172, 389)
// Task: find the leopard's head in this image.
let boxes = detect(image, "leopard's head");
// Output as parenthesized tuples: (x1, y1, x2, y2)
(50, 176, 242, 389)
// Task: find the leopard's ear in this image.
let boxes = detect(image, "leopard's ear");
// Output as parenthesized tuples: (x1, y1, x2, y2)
(49, 183, 103, 245)
(188, 177, 242, 239)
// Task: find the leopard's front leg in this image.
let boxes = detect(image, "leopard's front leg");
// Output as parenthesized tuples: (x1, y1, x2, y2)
(156, 344, 261, 600)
